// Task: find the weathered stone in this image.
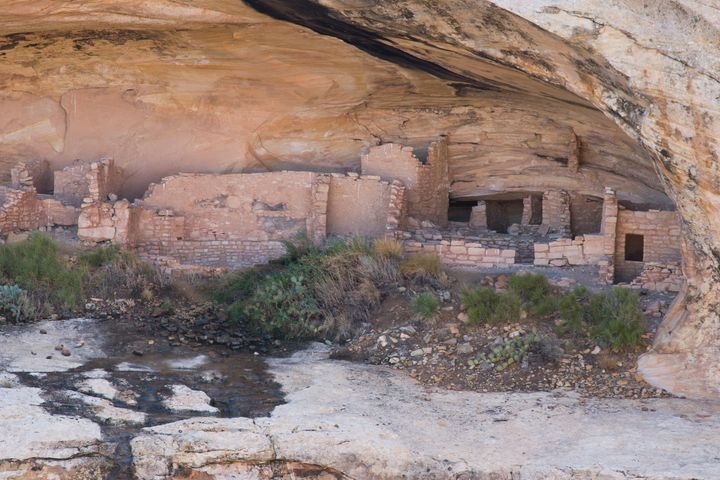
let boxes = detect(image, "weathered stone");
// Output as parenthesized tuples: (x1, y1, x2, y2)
(131, 345, 720, 479)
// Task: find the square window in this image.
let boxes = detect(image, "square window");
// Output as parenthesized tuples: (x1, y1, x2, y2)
(625, 234, 644, 261)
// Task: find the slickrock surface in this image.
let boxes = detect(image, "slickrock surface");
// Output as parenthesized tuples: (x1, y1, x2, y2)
(1, 319, 719, 479)
(132, 344, 720, 480)
(0, 382, 111, 479)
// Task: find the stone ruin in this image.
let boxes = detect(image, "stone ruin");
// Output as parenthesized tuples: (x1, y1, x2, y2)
(1, 136, 682, 290)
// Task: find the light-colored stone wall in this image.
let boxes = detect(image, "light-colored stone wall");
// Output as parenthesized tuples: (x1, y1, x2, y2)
(533, 188, 617, 283)
(141, 172, 320, 242)
(11, 159, 51, 193)
(120, 171, 325, 268)
(40, 197, 79, 226)
(54, 158, 120, 207)
(404, 237, 516, 268)
(629, 262, 683, 293)
(361, 138, 449, 226)
(614, 209, 682, 283)
(542, 190, 571, 234)
(469, 202, 487, 229)
(327, 174, 393, 238)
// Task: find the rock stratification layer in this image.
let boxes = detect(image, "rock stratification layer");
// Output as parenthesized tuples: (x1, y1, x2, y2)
(1, 1, 718, 396)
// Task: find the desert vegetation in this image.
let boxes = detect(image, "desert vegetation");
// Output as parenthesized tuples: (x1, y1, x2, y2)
(460, 273, 645, 351)
(210, 236, 407, 341)
(0, 233, 161, 323)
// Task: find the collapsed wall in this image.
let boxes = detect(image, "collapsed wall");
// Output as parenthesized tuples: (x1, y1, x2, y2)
(361, 138, 449, 227)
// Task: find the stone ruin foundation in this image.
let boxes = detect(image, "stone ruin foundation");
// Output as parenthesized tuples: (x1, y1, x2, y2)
(0, 136, 683, 291)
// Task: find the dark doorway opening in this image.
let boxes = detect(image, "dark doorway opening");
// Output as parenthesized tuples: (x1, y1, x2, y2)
(570, 194, 603, 237)
(625, 234, 644, 261)
(486, 199, 524, 233)
(448, 200, 477, 222)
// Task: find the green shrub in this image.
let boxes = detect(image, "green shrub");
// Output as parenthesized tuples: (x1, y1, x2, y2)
(0, 233, 84, 313)
(213, 237, 402, 341)
(78, 245, 121, 268)
(208, 269, 265, 305)
(461, 287, 521, 325)
(508, 273, 556, 316)
(588, 288, 644, 350)
(0, 284, 34, 324)
(468, 331, 560, 371)
(84, 248, 162, 299)
(556, 286, 589, 336)
(411, 292, 440, 320)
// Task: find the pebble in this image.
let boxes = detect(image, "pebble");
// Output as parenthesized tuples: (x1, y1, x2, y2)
(61, 347, 71, 357)
(456, 343, 474, 355)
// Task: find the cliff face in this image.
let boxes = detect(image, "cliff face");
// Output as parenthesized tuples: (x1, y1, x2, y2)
(1, 1, 718, 396)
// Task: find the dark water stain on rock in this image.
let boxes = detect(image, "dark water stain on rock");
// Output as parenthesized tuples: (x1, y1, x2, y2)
(16, 318, 284, 480)
(244, 0, 503, 93)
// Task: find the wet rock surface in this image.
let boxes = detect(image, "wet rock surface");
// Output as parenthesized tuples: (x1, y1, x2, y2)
(131, 344, 720, 479)
(2, 319, 720, 479)
(0, 318, 283, 479)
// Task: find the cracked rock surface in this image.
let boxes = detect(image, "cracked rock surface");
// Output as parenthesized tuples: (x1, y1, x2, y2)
(1, 320, 719, 479)
(131, 345, 720, 480)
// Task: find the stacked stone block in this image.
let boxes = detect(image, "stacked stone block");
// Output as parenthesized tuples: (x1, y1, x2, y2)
(404, 237, 516, 267)
(361, 137, 449, 226)
(614, 208, 682, 282)
(542, 190, 571, 234)
(308, 175, 330, 245)
(385, 180, 406, 237)
(0, 187, 44, 233)
(629, 262, 683, 292)
(469, 202, 487, 229)
(11, 159, 51, 192)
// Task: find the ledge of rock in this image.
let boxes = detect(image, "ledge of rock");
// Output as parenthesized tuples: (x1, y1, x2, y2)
(131, 345, 720, 480)
(0, 384, 111, 479)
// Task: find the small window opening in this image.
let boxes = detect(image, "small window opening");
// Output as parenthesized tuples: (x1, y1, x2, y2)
(448, 200, 477, 222)
(625, 234, 644, 261)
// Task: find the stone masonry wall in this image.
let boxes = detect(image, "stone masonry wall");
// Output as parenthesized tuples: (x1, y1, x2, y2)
(327, 174, 394, 238)
(533, 234, 606, 267)
(629, 262, 683, 293)
(0, 187, 44, 233)
(534, 188, 618, 283)
(40, 197, 80, 226)
(542, 190, 571, 234)
(614, 209, 682, 283)
(10, 159, 51, 193)
(361, 138, 449, 226)
(119, 171, 326, 268)
(54, 158, 120, 207)
(403, 229, 517, 268)
(404, 237, 516, 268)
(469, 202, 487, 229)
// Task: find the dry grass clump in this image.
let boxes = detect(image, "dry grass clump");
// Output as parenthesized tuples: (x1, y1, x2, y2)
(400, 252, 444, 284)
(372, 237, 404, 259)
(82, 245, 167, 300)
(597, 353, 622, 371)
